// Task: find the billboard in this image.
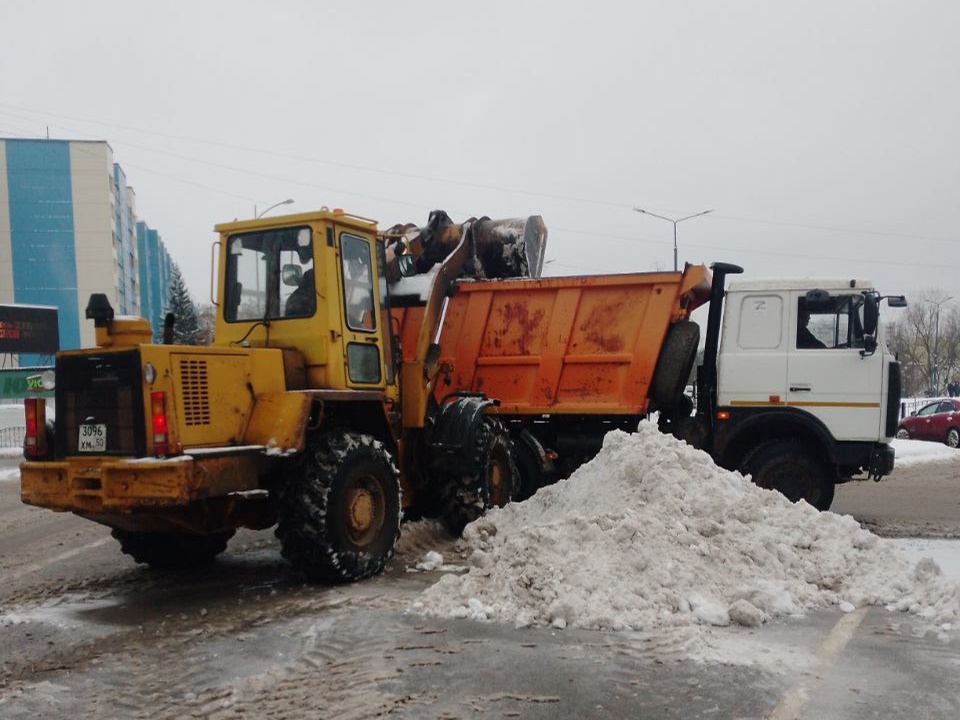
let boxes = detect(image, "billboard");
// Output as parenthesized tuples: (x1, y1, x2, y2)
(0, 305, 59, 355)
(0, 367, 55, 400)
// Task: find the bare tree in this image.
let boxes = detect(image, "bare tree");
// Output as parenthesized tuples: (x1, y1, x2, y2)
(892, 290, 958, 396)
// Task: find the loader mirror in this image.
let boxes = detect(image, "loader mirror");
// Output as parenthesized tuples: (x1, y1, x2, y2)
(281, 264, 303, 286)
(397, 254, 417, 277)
(886, 295, 908, 308)
(863, 294, 879, 336)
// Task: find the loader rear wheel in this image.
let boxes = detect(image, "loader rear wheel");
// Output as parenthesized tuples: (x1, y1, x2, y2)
(275, 431, 401, 583)
(649, 320, 700, 412)
(111, 528, 235, 570)
(441, 418, 518, 536)
(741, 440, 833, 511)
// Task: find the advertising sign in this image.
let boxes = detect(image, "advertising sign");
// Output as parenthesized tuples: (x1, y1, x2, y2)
(0, 305, 59, 355)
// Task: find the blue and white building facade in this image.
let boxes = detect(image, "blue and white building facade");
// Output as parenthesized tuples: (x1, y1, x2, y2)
(0, 138, 173, 353)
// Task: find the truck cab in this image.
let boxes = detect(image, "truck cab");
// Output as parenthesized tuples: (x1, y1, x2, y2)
(710, 277, 902, 506)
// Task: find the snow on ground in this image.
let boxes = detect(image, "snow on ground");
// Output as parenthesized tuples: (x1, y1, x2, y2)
(895, 539, 960, 581)
(411, 422, 960, 636)
(893, 437, 957, 465)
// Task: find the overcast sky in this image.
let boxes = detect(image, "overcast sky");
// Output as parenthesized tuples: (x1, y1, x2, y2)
(2, 0, 958, 308)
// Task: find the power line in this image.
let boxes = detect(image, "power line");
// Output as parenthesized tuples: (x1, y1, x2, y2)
(3, 104, 959, 268)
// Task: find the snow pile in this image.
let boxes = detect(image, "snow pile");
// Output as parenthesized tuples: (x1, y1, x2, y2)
(412, 423, 960, 631)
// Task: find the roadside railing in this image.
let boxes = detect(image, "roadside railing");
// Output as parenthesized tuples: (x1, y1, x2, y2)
(0, 426, 25, 449)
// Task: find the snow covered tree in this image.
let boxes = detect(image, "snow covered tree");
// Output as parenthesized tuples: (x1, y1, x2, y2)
(166, 264, 203, 345)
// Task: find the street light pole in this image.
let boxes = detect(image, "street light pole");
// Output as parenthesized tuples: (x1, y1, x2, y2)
(932, 296, 954, 394)
(634, 207, 713, 272)
(254, 198, 295, 219)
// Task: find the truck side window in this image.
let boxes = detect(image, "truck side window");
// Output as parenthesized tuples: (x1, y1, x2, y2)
(340, 234, 376, 332)
(797, 296, 865, 350)
(738, 294, 783, 349)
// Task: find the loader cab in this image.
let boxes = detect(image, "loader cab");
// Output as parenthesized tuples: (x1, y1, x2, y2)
(214, 210, 397, 395)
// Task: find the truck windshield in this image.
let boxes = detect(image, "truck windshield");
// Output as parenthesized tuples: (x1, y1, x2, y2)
(224, 226, 314, 322)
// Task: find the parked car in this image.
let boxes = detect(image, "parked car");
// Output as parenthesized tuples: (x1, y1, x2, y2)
(897, 398, 960, 447)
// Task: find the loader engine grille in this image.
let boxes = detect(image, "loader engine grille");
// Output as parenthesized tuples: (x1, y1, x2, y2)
(54, 349, 146, 458)
(179, 359, 211, 426)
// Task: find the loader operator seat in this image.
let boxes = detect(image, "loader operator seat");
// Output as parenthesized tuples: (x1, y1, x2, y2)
(285, 268, 316, 317)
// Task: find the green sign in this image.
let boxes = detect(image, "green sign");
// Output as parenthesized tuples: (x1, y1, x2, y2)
(0, 367, 55, 399)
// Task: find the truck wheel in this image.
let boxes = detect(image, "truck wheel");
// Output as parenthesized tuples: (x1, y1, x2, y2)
(512, 429, 552, 501)
(275, 432, 401, 583)
(111, 529, 235, 570)
(741, 440, 832, 510)
(441, 418, 518, 536)
(649, 320, 700, 412)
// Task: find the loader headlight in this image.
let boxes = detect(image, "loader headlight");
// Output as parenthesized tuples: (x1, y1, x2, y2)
(144, 362, 156, 385)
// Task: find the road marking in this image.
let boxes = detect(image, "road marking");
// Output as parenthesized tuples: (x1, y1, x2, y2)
(767, 607, 868, 720)
(0, 536, 112, 586)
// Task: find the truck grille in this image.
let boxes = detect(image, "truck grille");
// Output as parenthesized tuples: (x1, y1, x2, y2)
(55, 349, 146, 457)
(179, 359, 211, 426)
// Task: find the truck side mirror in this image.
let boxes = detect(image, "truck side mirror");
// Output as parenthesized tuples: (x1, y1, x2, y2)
(863, 294, 879, 336)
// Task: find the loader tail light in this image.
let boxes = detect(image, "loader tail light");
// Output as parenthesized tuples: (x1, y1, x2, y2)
(23, 397, 47, 458)
(151, 391, 169, 457)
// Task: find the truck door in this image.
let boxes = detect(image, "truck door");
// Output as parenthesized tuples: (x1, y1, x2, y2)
(786, 293, 884, 440)
(337, 230, 386, 388)
(717, 291, 789, 406)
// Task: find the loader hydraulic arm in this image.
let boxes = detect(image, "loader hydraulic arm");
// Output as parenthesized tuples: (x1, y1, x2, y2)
(400, 221, 474, 428)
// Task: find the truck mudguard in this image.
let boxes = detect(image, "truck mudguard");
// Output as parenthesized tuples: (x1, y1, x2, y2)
(713, 405, 840, 471)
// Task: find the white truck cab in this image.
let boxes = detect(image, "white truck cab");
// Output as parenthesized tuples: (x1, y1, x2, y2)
(689, 265, 903, 511)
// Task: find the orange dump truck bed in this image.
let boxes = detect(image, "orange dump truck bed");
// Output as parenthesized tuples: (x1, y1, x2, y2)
(397, 264, 711, 416)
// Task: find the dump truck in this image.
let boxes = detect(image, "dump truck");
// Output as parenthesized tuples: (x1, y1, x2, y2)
(416, 263, 905, 514)
(19, 206, 904, 582)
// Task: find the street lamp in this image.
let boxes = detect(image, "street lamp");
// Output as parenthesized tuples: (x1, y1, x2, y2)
(633, 207, 713, 272)
(931, 296, 954, 394)
(254, 198, 295, 219)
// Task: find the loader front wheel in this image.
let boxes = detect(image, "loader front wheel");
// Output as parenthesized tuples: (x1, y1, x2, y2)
(111, 529, 235, 570)
(512, 429, 553, 501)
(441, 418, 518, 536)
(275, 432, 401, 583)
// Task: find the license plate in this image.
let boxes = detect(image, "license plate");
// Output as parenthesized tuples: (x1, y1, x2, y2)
(78, 423, 107, 452)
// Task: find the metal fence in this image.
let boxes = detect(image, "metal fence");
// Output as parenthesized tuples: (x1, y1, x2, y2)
(0, 425, 24, 448)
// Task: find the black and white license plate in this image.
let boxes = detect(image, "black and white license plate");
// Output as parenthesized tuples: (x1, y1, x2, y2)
(78, 423, 107, 452)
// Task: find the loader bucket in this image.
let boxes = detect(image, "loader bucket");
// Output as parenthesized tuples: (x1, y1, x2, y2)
(382, 211, 548, 282)
(473, 216, 547, 279)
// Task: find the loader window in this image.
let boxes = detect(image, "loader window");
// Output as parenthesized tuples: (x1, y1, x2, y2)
(224, 227, 314, 322)
(346, 342, 382, 384)
(340, 234, 376, 332)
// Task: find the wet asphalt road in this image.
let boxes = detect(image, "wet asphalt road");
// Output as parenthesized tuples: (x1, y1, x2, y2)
(0, 455, 958, 719)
